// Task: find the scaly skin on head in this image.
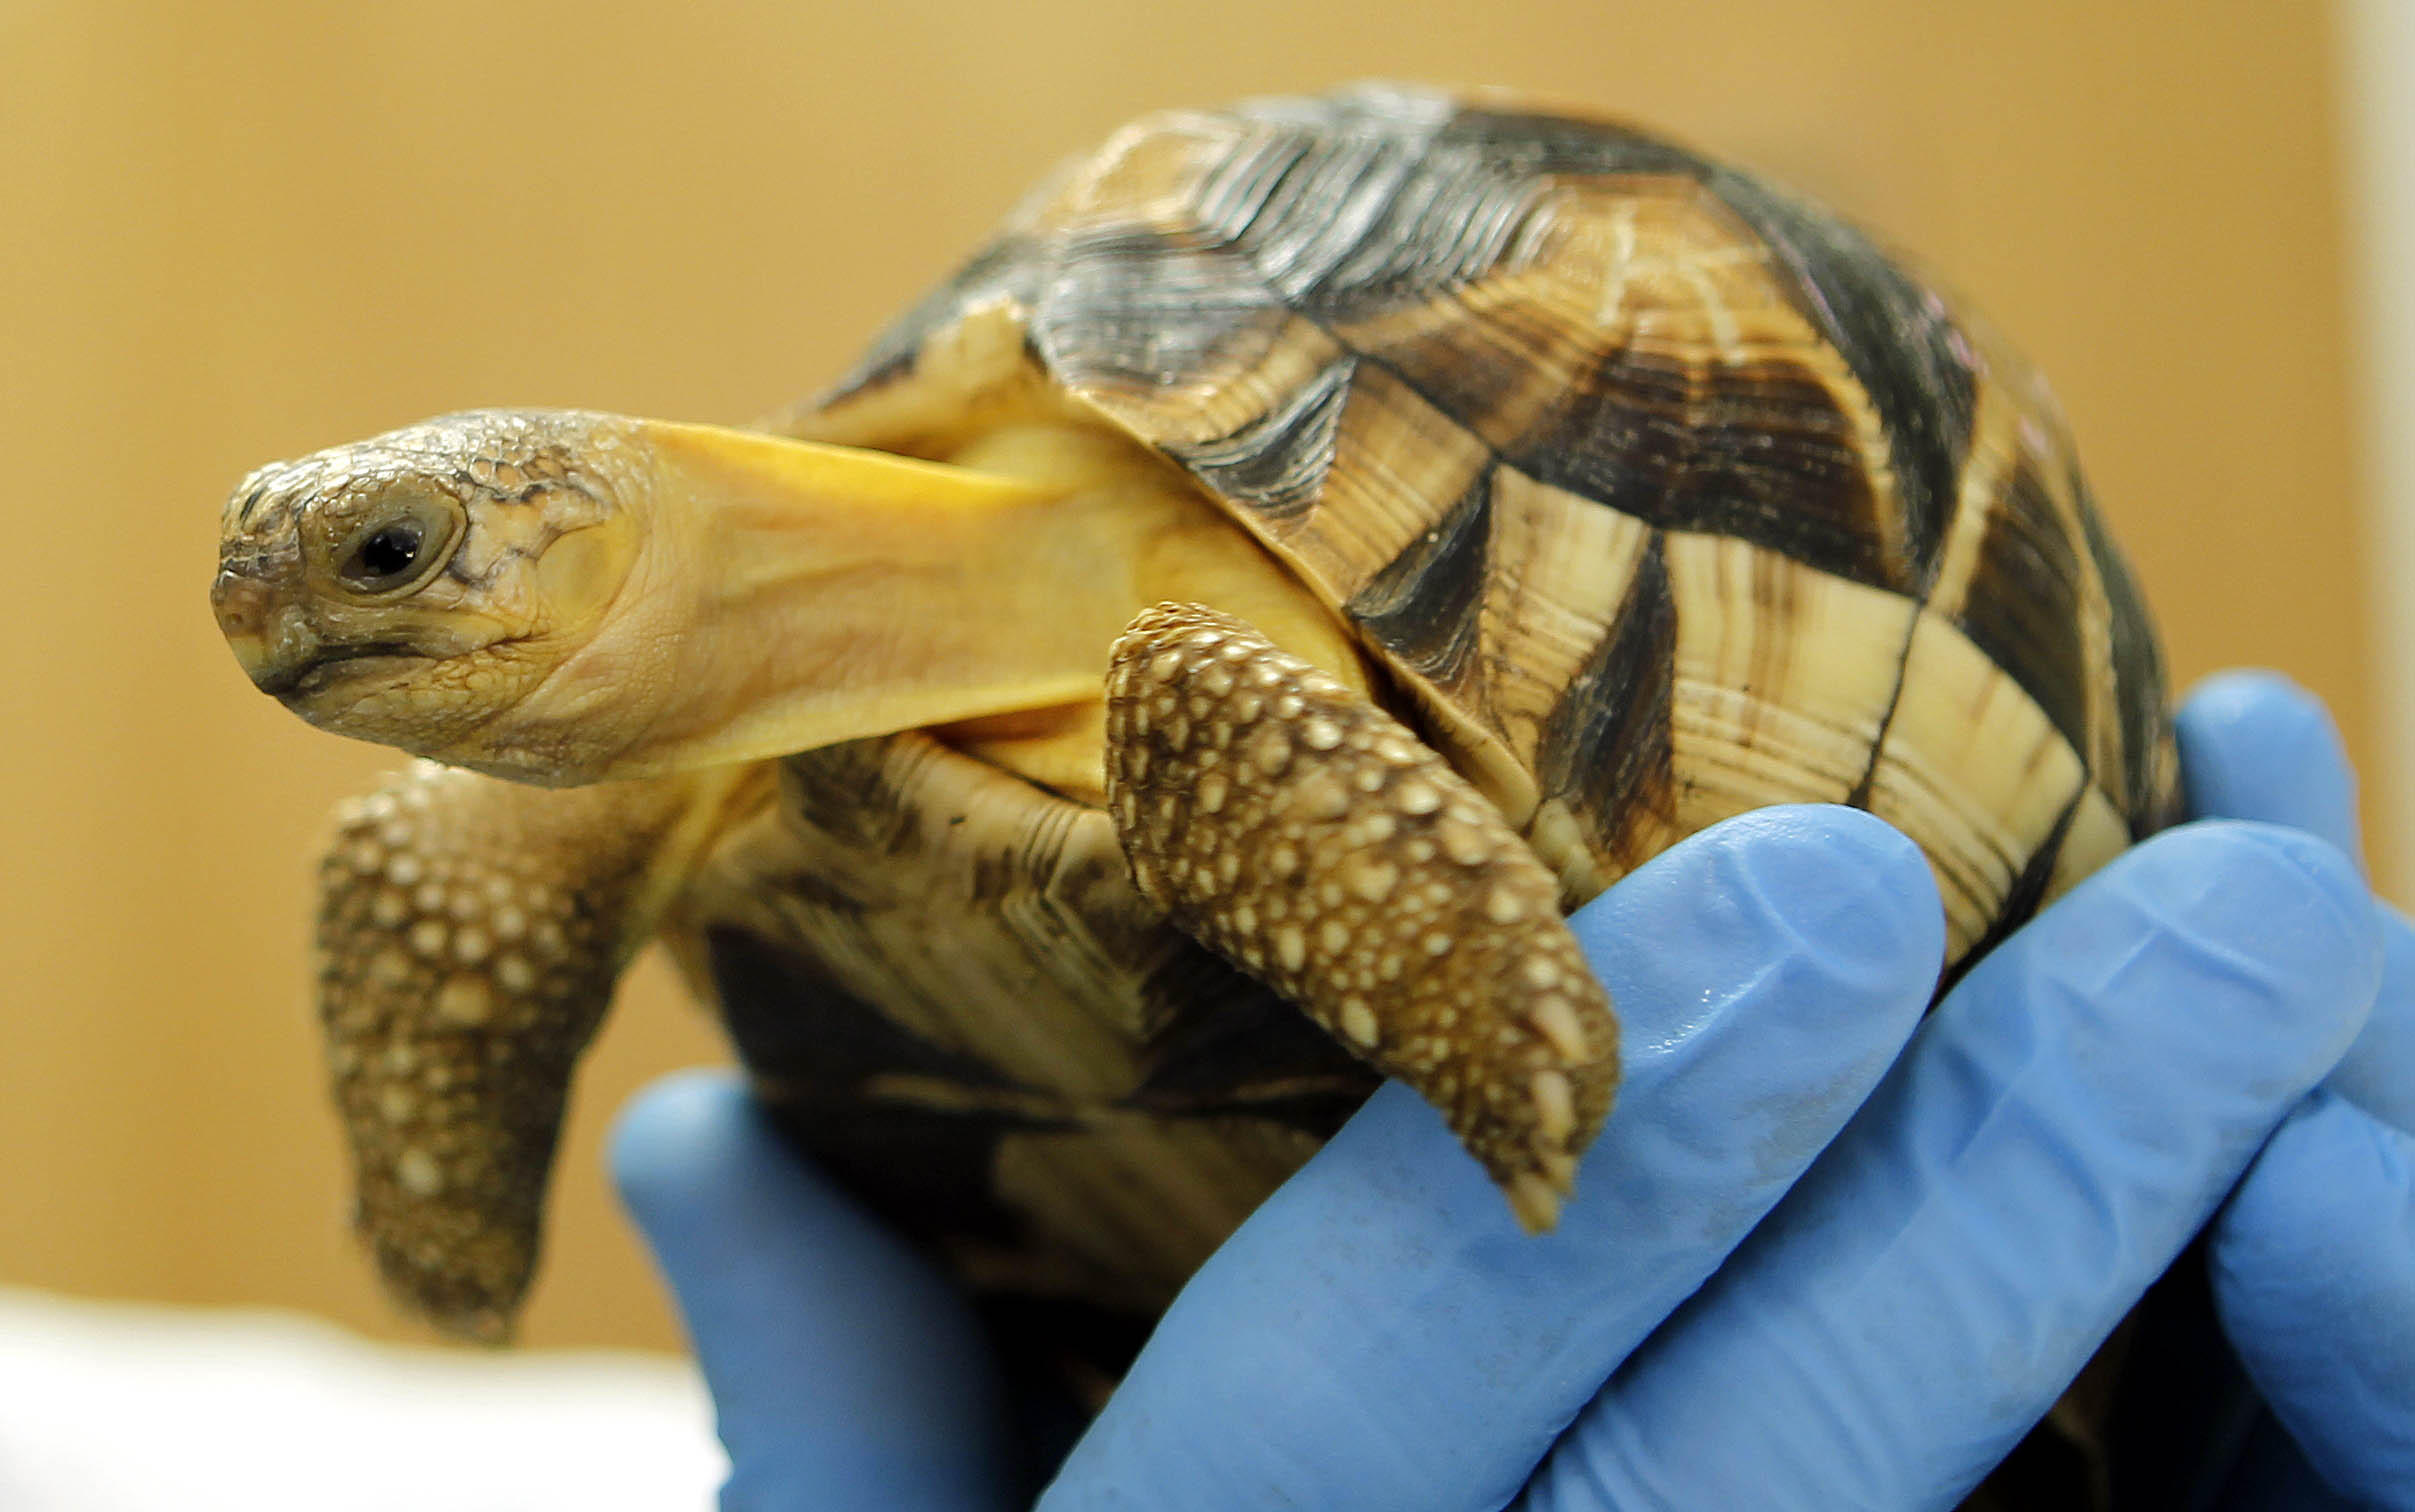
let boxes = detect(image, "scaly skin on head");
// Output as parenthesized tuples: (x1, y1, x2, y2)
(212, 411, 655, 781)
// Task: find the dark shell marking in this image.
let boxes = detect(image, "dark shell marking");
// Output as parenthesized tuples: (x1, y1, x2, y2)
(719, 85, 2177, 1360)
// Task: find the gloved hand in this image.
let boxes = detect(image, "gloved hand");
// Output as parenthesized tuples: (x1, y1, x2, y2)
(2173, 673, 2414, 1508)
(613, 673, 2408, 1510)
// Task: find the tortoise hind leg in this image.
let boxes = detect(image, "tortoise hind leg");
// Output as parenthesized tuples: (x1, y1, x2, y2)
(1104, 603, 1619, 1230)
(313, 762, 755, 1339)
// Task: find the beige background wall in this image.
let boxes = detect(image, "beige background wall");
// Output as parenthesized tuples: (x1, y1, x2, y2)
(2343, 0, 2415, 903)
(1, 2, 2371, 1352)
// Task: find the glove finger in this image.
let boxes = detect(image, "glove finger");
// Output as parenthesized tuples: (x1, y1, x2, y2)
(2328, 904, 2415, 1136)
(610, 1069, 1015, 1512)
(1521, 821, 2382, 1511)
(2174, 671, 2412, 1134)
(2210, 1090, 2415, 1507)
(1041, 805, 1943, 1512)
(2176, 670, 2362, 862)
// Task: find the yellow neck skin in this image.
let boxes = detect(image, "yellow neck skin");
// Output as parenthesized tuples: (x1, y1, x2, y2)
(530, 421, 1106, 777)
(538, 417, 1368, 785)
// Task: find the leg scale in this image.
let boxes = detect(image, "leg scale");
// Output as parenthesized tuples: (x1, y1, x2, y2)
(1104, 604, 1620, 1230)
(314, 763, 722, 1337)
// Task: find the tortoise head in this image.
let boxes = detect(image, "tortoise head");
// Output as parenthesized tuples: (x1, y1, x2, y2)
(212, 410, 655, 783)
(214, 406, 1170, 788)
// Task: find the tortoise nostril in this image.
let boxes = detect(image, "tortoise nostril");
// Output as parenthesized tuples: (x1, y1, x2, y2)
(211, 569, 271, 638)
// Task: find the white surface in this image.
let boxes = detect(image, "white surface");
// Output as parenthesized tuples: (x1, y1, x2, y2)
(0, 1287, 723, 1511)
(2341, 0, 2415, 899)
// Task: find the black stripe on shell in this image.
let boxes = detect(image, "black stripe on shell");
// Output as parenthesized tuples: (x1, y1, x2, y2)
(2078, 474, 2174, 833)
(1936, 784, 2086, 998)
(1954, 453, 2092, 754)
(1342, 294, 1562, 444)
(1284, 144, 1552, 321)
(704, 925, 1055, 1253)
(705, 926, 1041, 1104)
(1696, 168, 1975, 595)
(1501, 346, 1904, 589)
(1187, 119, 1319, 241)
(1535, 532, 1678, 864)
(1130, 939, 1377, 1136)
(1437, 105, 1711, 181)
(1345, 463, 1494, 686)
(1163, 355, 1357, 521)
(1210, 97, 1455, 308)
(1227, 92, 1687, 322)
(1037, 227, 1299, 402)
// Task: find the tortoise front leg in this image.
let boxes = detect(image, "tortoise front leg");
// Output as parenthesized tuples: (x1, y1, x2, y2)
(1104, 604, 1619, 1230)
(313, 762, 749, 1339)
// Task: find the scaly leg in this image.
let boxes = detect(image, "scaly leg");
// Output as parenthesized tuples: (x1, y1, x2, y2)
(312, 762, 751, 1339)
(1104, 604, 1620, 1230)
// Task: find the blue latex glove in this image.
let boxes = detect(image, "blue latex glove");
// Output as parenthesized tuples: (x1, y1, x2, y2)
(614, 674, 2406, 1510)
(2177, 673, 2415, 1507)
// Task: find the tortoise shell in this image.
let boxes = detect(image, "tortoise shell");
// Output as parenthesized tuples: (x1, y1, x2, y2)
(663, 84, 2177, 1360)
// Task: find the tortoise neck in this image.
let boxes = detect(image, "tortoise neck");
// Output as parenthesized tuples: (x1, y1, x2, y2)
(565, 421, 1152, 777)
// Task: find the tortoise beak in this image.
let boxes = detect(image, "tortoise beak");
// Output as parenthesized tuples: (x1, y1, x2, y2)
(211, 567, 317, 696)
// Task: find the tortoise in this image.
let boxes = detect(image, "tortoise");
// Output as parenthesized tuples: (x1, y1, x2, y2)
(208, 84, 2176, 1362)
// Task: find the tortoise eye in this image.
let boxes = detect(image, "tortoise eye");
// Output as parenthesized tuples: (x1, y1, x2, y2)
(336, 494, 460, 596)
(354, 523, 421, 578)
